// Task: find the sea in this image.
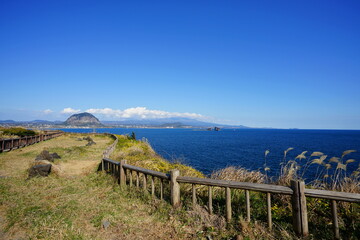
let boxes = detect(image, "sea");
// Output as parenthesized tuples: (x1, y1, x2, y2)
(56, 128, 360, 181)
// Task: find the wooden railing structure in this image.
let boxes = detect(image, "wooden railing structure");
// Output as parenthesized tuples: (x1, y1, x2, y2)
(0, 131, 63, 153)
(101, 158, 360, 239)
(102, 134, 118, 159)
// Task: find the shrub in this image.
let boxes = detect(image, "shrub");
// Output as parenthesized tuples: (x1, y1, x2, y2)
(126, 132, 136, 140)
(2, 127, 36, 137)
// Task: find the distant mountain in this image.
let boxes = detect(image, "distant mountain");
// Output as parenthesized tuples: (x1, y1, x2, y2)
(64, 112, 103, 126)
(30, 120, 57, 124)
(0, 120, 16, 124)
(102, 117, 248, 128)
(0, 116, 249, 128)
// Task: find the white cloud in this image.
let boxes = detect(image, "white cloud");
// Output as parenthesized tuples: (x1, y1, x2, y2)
(43, 109, 53, 114)
(85, 107, 204, 120)
(61, 107, 81, 114)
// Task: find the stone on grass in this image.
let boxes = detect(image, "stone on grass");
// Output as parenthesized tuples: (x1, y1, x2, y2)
(35, 150, 61, 162)
(51, 152, 61, 159)
(83, 136, 93, 142)
(86, 141, 96, 146)
(102, 220, 110, 230)
(35, 150, 54, 162)
(81, 136, 96, 146)
(32, 160, 63, 177)
(28, 164, 52, 178)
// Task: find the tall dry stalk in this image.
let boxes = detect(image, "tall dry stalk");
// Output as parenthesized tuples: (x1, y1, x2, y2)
(211, 166, 266, 183)
(274, 148, 359, 193)
(264, 150, 270, 181)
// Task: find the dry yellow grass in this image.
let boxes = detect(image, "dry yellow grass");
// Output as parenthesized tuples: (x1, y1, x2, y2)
(211, 166, 265, 183)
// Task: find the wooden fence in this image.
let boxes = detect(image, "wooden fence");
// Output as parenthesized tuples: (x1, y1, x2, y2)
(102, 134, 118, 159)
(0, 131, 63, 153)
(101, 158, 360, 239)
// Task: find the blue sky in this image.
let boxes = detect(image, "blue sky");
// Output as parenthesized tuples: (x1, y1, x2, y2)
(1, 0, 360, 129)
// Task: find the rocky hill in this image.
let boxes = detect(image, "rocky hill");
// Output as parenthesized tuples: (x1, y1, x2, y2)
(64, 112, 102, 126)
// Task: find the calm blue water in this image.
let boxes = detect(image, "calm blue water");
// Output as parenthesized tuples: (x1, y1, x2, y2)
(57, 128, 360, 180)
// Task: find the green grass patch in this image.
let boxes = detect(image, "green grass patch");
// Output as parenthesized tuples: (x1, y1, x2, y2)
(111, 135, 203, 178)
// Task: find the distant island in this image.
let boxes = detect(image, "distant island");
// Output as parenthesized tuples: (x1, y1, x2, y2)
(0, 112, 248, 129)
(64, 112, 103, 127)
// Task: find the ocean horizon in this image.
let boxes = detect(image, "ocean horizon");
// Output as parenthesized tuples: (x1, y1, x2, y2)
(56, 128, 360, 182)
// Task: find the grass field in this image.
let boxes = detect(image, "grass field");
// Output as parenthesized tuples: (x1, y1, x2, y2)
(2, 133, 358, 239)
(0, 133, 203, 240)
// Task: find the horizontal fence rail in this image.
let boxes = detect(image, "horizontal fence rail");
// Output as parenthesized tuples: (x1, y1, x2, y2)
(123, 163, 169, 179)
(304, 188, 360, 203)
(101, 158, 360, 239)
(177, 176, 294, 195)
(0, 131, 63, 153)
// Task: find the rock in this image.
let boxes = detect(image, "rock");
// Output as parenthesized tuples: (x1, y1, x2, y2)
(31, 160, 63, 177)
(35, 150, 61, 162)
(32, 160, 52, 165)
(28, 164, 52, 178)
(83, 136, 93, 141)
(102, 220, 110, 229)
(81, 136, 96, 146)
(86, 141, 96, 146)
(51, 152, 61, 159)
(35, 150, 54, 162)
(50, 164, 63, 176)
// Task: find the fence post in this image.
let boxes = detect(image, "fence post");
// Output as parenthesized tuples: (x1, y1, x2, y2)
(170, 169, 180, 207)
(129, 171, 133, 188)
(245, 190, 251, 222)
(119, 160, 126, 187)
(192, 184, 196, 207)
(143, 174, 147, 192)
(151, 176, 155, 197)
(291, 180, 308, 237)
(160, 179, 164, 200)
(136, 172, 139, 188)
(331, 200, 340, 240)
(208, 186, 213, 215)
(267, 193, 272, 230)
(226, 187, 232, 222)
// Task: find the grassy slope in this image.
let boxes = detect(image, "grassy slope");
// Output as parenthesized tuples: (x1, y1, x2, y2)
(110, 135, 360, 240)
(111, 135, 203, 178)
(0, 133, 201, 240)
(2, 133, 357, 239)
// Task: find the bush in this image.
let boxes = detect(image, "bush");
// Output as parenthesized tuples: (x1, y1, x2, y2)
(127, 132, 136, 140)
(2, 127, 36, 137)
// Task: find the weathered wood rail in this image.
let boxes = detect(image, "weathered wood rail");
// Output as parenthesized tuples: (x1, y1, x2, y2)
(0, 131, 63, 153)
(102, 134, 118, 159)
(101, 158, 360, 239)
